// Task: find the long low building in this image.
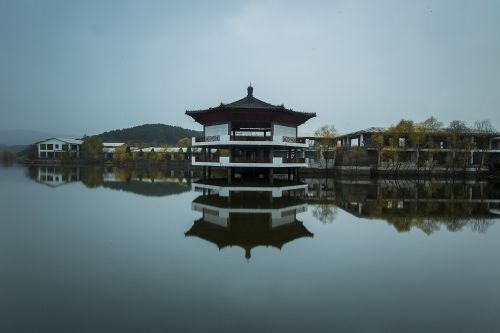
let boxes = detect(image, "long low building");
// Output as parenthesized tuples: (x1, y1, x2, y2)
(306, 126, 500, 173)
(35, 138, 127, 160)
(34, 137, 193, 161)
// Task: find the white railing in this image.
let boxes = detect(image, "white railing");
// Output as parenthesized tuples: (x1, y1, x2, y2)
(192, 135, 309, 147)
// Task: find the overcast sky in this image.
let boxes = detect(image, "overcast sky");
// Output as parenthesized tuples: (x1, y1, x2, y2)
(1, 0, 499, 136)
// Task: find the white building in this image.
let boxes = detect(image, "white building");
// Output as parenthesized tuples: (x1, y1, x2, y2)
(103, 142, 127, 159)
(130, 146, 190, 160)
(36, 166, 81, 187)
(36, 138, 83, 159)
(36, 138, 127, 160)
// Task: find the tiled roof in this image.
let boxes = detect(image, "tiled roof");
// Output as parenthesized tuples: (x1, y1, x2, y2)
(186, 85, 315, 118)
(336, 127, 386, 138)
(102, 142, 127, 147)
(35, 138, 83, 144)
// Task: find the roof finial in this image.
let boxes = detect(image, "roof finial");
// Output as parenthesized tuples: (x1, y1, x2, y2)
(245, 247, 252, 261)
(247, 83, 253, 97)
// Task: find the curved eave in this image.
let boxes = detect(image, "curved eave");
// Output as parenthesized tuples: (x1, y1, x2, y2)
(185, 107, 316, 126)
(185, 219, 314, 250)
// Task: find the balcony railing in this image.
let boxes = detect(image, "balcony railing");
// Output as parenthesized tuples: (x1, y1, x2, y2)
(283, 136, 306, 144)
(195, 156, 220, 162)
(195, 135, 220, 143)
(282, 157, 306, 163)
(230, 136, 272, 142)
(194, 135, 307, 145)
(230, 156, 272, 163)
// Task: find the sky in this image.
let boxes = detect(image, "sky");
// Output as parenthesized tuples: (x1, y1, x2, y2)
(1, 0, 499, 136)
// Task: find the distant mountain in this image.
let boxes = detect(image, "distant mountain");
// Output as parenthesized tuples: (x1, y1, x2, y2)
(95, 124, 202, 146)
(102, 180, 190, 197)
(0, 129, 76, 146)
(0, 144, 27, 152)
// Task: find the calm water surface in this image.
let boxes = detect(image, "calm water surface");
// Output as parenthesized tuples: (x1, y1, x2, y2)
(1, 166, 500, 333)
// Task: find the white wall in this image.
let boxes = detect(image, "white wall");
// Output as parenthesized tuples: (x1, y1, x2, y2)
(271, 214, 296, 228)
(273, 124, 296, 137)
(205, 123, 228, 136)
(203, 211, 229, 227)
(38, 139, 67, 152)
(37, 139, 81, 158)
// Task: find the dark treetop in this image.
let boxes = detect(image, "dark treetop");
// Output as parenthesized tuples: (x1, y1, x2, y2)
(95, 124, 202, 145)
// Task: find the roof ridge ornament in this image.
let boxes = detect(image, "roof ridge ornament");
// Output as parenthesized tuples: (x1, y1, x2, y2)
(247, 84, 253, 97)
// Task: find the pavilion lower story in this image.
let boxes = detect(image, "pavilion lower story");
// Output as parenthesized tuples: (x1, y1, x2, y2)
(200, 166, 301, 184)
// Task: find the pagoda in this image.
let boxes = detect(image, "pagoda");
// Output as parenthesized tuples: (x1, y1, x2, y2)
(186, 180, 312, 260)
(186, 85, 316, 183)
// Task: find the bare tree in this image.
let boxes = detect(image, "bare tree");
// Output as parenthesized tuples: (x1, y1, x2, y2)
(313, 125, 338, 169)
(474, 119, 496, 171)
(474, 119, 495, 134)
(418, 116, 443, 133)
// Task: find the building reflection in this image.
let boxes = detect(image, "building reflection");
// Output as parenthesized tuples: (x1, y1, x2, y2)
(34, 166, 81, 187)
(27, 165, 499, 235)
(28, 166, 192, 197)
(306, 178, 500, 233)
(186, 180, 313, 260)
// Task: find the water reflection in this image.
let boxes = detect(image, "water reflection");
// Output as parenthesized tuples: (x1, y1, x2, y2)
(306, 178, 500, 234)
(25, 166, 499, 235)
(4, 166, 500, 332)
(187, 180, 313, 259)
(28, 166, 193, 197)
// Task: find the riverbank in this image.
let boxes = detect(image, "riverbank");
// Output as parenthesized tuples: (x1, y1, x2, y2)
(20, 159, 500, 181)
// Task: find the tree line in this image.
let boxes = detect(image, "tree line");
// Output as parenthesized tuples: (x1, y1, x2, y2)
(312, 117, 497, 173)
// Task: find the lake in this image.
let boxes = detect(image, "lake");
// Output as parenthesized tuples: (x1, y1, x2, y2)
(1, 165, 499, 333)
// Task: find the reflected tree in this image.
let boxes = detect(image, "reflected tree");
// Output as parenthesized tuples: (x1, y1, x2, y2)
(81, 167, 104, 188)
(312, 201, 338, 224)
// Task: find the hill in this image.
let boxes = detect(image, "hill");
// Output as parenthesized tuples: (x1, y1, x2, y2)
(0, 144, 27, 152)
(95, 124, 202, 146)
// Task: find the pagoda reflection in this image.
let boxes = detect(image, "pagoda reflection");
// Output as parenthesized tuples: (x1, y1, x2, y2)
(186, 179, 313, 259)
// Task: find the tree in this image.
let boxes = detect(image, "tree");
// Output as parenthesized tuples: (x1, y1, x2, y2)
(1, 150, 15, 167)
(418, 116, 443, 133)
(137, 149, 144, 159)
(313, 125, 338, 169)
(312, 202, 338, 224)
(24, 145, 38, 161)
(383, 120, 417, 175)
(447, 120, 472, 174)
(448, 120, 469, 133)
(313, 125, 337, 139)
(82, 136, 103, 162)
(148, 148, 166, 162)
(81, 167, 103, 188)
(177, 137, 191, 147)
(474, 119, 496, 171)
(414, 117, 443, 174)
(370, 132, 385, 167)
(114, 146, 132, 163)
(474, 119, 495, 133)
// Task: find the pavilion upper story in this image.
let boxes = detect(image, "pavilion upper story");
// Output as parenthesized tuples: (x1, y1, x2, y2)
(186, 86, 316, 148)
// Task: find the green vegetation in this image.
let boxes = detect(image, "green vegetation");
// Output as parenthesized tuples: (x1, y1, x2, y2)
(176, 137, 191, 147)
(95, 124, 201, 146)
(81, 166, 104, 188)
(1, 150, 15, 167)
(82, 136, 104, 162)
(366, 117, 497, 174)
(313, 124, 338, 168)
